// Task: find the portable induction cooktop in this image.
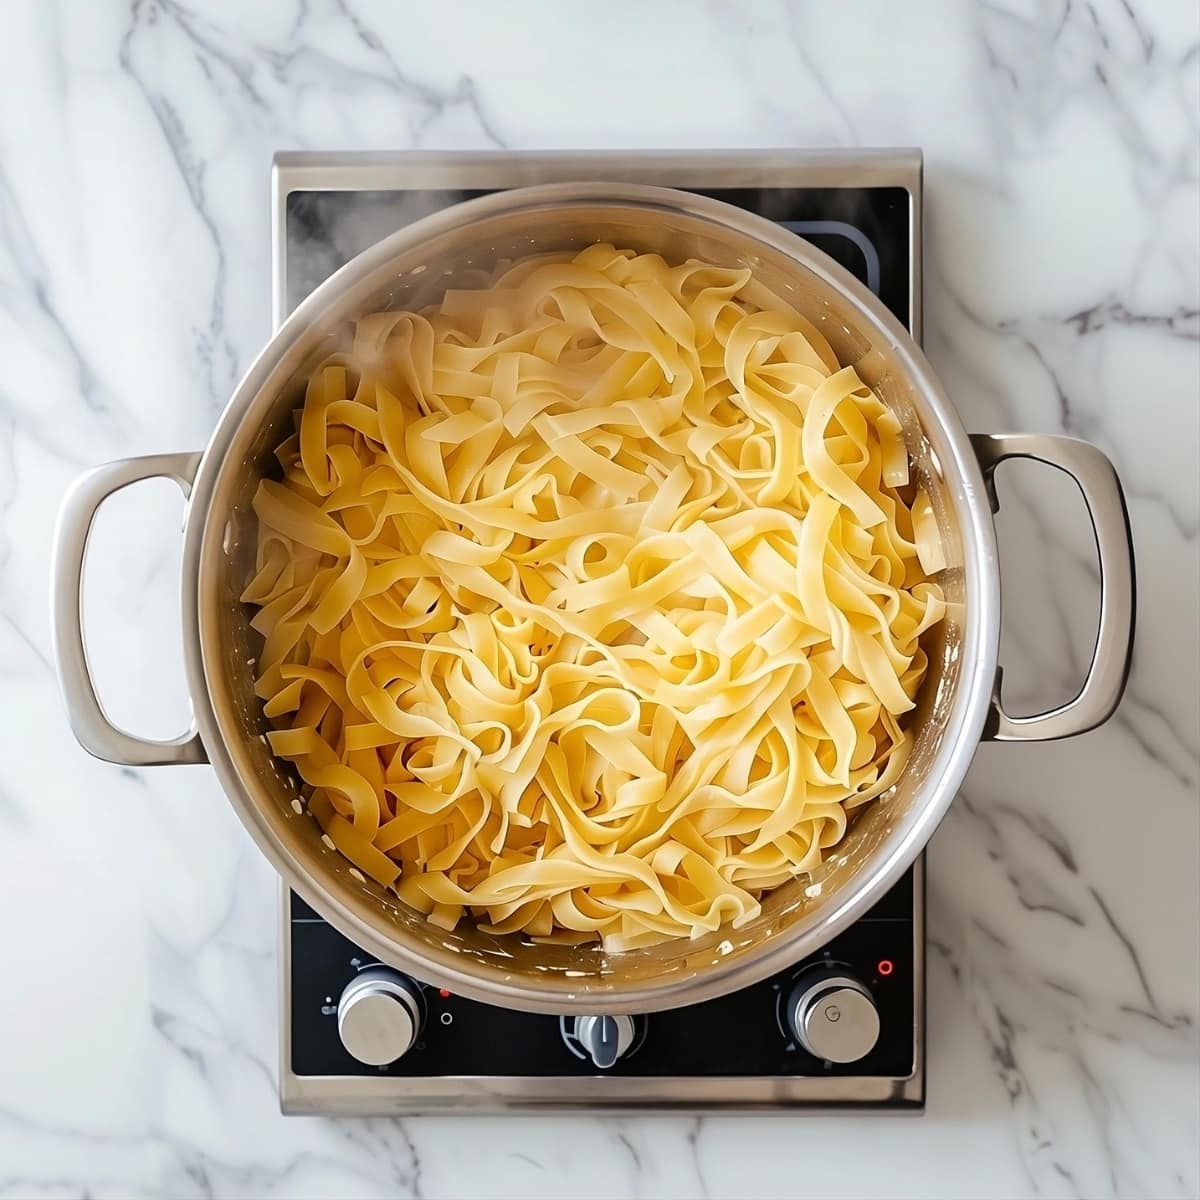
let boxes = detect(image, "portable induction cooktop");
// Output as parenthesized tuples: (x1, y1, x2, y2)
(273, 150, 925, 1115)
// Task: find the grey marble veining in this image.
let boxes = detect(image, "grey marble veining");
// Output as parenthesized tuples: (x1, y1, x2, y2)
(0, 1, 1197, 1197)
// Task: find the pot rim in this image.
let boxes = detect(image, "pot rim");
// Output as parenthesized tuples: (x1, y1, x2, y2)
(181, 181, 1000, 1013)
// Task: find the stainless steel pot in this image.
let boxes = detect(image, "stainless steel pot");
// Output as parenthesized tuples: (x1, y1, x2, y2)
(51, 184, 1135, 1013)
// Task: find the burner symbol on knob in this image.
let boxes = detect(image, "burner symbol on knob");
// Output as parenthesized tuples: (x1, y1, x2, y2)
(824, 1004, 842, 1023)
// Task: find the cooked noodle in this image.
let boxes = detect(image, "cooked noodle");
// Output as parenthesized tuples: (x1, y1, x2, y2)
(243, 244, 946, 951)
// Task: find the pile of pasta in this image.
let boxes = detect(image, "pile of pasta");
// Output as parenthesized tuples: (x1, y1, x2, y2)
(243, 244, 946, 951)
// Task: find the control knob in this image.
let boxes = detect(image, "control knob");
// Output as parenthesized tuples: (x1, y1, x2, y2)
(785, 965, 880, 1064)
(336, 968, 424, 1066)
(568, 1014, 637, 1069)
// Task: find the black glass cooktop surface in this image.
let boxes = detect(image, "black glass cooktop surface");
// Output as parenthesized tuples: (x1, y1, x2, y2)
(275, 151, 924, 1113)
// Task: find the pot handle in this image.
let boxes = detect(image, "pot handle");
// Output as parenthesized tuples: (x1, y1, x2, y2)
(971, 433, 1135, 742)
(51, 452, 209, 766)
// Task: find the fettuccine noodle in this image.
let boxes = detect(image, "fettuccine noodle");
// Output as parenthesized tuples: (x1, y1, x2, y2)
(243, 244, 946, 951)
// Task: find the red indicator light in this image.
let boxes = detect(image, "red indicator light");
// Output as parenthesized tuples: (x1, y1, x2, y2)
(877, 959, 894, 977)
(438, 988, 451, 998)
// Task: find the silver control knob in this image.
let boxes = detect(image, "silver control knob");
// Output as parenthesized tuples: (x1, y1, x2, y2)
(786, 968, 880, 1064)
(336, 968, 424, 1066)
(572, 1014, 636, 1069)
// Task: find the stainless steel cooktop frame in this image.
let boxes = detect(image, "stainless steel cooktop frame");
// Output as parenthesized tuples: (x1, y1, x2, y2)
(274, 149, 925, 1115)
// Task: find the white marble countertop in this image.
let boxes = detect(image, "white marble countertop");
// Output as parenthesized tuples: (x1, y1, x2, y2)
(2, 1, 1197, 1197)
